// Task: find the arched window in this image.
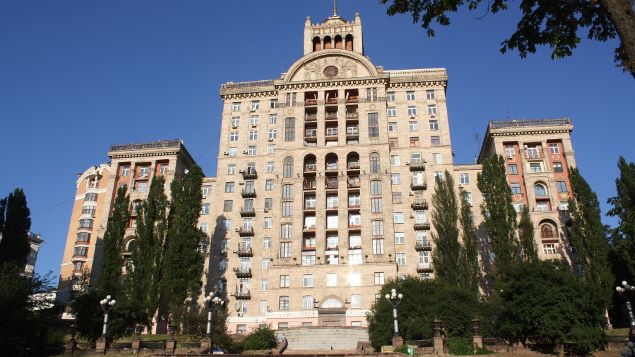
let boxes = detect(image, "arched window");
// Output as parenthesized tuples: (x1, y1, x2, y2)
(125, 238, 136, 253)
(283, 157, 294, 178)
(304, 154, 317, 172)
(323, 36, 333, 49)
(325, 153, 338, 171)
(345, 34, 354, 51)
(334, 35, 343, 49)
(369, 153, 381, 173)
(312, 36, 321, 52)
(540, 223, 557, 239)
(347, 152, 360, 169)
(534, 183, 548, 197)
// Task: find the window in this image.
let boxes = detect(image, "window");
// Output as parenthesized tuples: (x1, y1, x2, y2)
(369, 153, 381, 173)
(245, 146, 255, 155)
(426, 120, 438, 131)
(396, 253, 406, 266)
(426, 89, 435, 100)
(285, 92, 297, 106)
(230, 131, 239, 142)
(284, 117, 295, 141)
(136, 181, 148, 193)
(263, 237, 271, 249)
(526, 145, 541, 159)
(201, 203, 210, 215)
(76, 232, 90, 242)
(227, 164, 236, 175)
(225, 182, 234, 193)
(512, 203, 524, 213)
(230, 116, 240, 129)
(387, 107, 397, 117)
(409, 136, 420, 147)
(259, 279, 269, 291)
(409, 121, 418, 131)
(407, 106, 417, 116)
(536, 200, 551, 212)
(302, 296, 314, 310)
(543, 243, 557, 255)
(366, 87, 378, 101)
(279, 296, 289, 310)
(556, 181, 567, 193)
(326, 273, 337, 287)
(432, 153, 443, 164)
(269, 113, 277, 124)
(387, 91, 395, 101)
(349, 234, 362, 248)
(392, 192, 403, 204)
(412, 172, 426, 185)
(260, 300, 268, 314)
(371, 197, 383, 213)
(459, 173, 469, 184)
(351, 294, 362, 309)
(372, 238, 384, 254)
(267, 129, 276, 141)
(223, 219, 232, 230)
(391, 173, 401, 185)
(247, 130, 258, 141)
(529, 163, 542, 173)
(540, 223, 557, 238)
(393, 212, 405, 224)
(548, 143, 560, 154)
(202, 185, 211, 197)
(326, 234, 339, 249)
(265, 161, 274, 173)
(232, 102, 241, 111)
(267, 144, 276, 154)
(553, 162, 564, 173)
(348, 213, 360, 227)
(73, 261, 84, 271)
(511, 183, 521, 195)
(348, 193, 360, 207)
(264, 217, 273, 229)
(228, 147, 237, 156)
(390, 154, 401, 166)
(372, 220, 384, 236)
(264, 198, 273, 211)
(250, 100, 260, 111)
(282, 202, 293, 217)
(279, 275, 290, 288)
(406, 91, 416, 100)
(508, 164, 518, 175)
(265, 179, 273, 191)
(464, 191, 473, 204)
(534, 183, 548, 196)
(302, 251, 316, 266)
(388, 122, 398, 132)
(280, 242, 292, 258)
(374, 272, 385, 285)
(326, 195, 338, 209)
(370, 180, 382, 194)
(281, 224, 293, 240)
(431, 136, 441, 146)
(427, 105, 437, 116)
(73, 246, 88, 257)
(282, 184, 293, 199)
(303, 274, 314, 287)
(283, 157, 294, 178)
(504, 144, 515, 157)
(368, 113, 379, 137)
(121, 166, 130, 177)
(262, 259, 270, 269)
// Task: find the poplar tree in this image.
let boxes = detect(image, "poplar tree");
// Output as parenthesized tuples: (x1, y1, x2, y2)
(607, 157, 635, 280)
(458, 190, 480, 295)
(0, 189, 32, 267)
(162, 165, 205, 328)
(477, 155, 519, 277)
(431, 171, 461, 286)
(567, 167, 612, 300)
(518, 206, 538, 262)
(99, 185, 130, 293)
(127, 176, 168, 328)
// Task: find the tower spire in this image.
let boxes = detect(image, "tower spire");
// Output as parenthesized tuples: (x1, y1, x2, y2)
(332, 0, 337, 17)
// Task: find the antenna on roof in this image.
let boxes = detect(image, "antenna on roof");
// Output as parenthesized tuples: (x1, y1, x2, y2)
(333, 0, 338, 16)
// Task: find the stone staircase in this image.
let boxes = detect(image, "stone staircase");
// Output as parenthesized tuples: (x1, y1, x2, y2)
(276, 327, 369, 351)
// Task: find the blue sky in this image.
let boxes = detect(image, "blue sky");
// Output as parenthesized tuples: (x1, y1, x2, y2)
(0, 1, 633, 278)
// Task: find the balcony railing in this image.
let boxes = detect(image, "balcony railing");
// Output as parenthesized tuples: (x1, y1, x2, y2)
(325, 179, 338, 189)
(305, 114, 318, 121)
(414, 222, 431, 230)
(241, 188, 257, 198)
(347, 179, 360, 188)
(325, 112, 338, 120)
(411, 199, 429, 210)
(236, 244, 253, 257)
(416, 263, 433, 272)
(233, 267, 252, 278)
(325, 164, 338, 171)
(305, 98, 317, 106)
(234, 289, 251, 300)
(240, 207, 256, 217)
(304, 163, 317, 172)
(346, 127, 359, 136)
(347, 162, 360, 170)
(237, 227, 254, 236)
(305, 130, 317, 138)
(325, 97, 338, 104)
(525, 151, 544, 159)
(303, 179, 317, 190)
(241, 168, 257, 179)
(409, 160, 426, 171)
(304, 203, 316, 210)
(346, 112, 359, 119)
(411, 181, 428, 190)
(345, 96, 358, 103)
(415, 241, 432, 251)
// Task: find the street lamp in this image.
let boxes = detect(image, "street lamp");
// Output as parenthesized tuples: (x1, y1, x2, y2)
(204, 292, 224, 339)
(616, 281, 635, 357)
(99, 295, 116, 339)
(384, 288, 403, 346)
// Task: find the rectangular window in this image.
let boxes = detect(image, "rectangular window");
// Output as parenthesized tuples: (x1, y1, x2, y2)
(391, 173, 401, 185)
(279, 296, 289, 311)
(267, 144, 276, 154)
(265, 179, 273, 191)
(556, 181, 568, 192)
(396, 253, 406, 266)
(225, 182, 234, 193)
(372, 220, 384, 236)
(282, 184, 293, 199)
(395, 232, 407, 245)
(269, 113, 277, 124)
(348, 193, 360, 208)
(282, 201, 293, 217)
(326, 195, 338, 209)
(370, 180, 382, 194)
(223, 200, 233, 212)
(230, 131, 239, 142)
(508, 164, 518, 175)
(372, 238, 384, 254)
(388, 122, 398, 132)
(250, 100, 260, 111)
(249, 130, 258, 140)
(351, 294, 362, 309)
(231, 116, 240, 128)
(228, 147, 237, 156)
(429, 120, 439, 130)
(543, 243, 557, 255)
(285, 92, 297, 106)
(431, 136, 441, 146)
(260, 300, 268, 314)
(409, 121, 418, 131)
(302, 251, 316, 266)
(281, 224, 293, 240)
(263, 237, 271, 249)
(264, 217, 272, 229)
(406, 91, 415, 100)
(387, 107, 397, 117)
(368, 113, 379, 137)
(279, 275, 290, 288)
(504, 144, 515, 157)
(390, 154, 400, 166)
(366, 87, 378, 101)
(371, 197, 383, 213)
(284, 117, 295, 141)
(262, 259, 270, 269)
(121, 166, 130, 177)
(200, 203, 209, 215)
(264, 198, 273, 211)
(303, 274, 314, 287)
(427, 104, 437, 116)
(426, 89, 435, 100)
(232, 102, 241, 111)
(432, 153, 443, 164)
(549, 143, 560, 154)
(247, 146, 256, 155)
(386, 91, 395, 101)
(553, 162, 564, 173)
(407, 106, 417, 117)
(326, 273, 337, 287)
(268, 129, 276, 141)
(302, 295, 314, 310)
(227, 164, 236, 175)
(374, 272, 385, 285)
(511, 183, 521, 195)
(392, 192, 403, 204)
(393, 212, 405, 224)
(530, 163, 542, 173)
(280, 242, 291, 258)
(409, 136, 420, 147)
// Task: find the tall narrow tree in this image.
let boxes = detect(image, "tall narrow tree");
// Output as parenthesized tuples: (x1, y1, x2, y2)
(607, 157, 635, 279)
(0, 189, 32, 267)
(458, 190, 480, 295)
(568, 167, 612, 300)
(431, 171, 461, 286)
(477, 155, 519, 277)
(161, 166, 205, 328)
(127, 176, 168, 328)
(518, 206, 538, 262)
(99, 185, 130, 293)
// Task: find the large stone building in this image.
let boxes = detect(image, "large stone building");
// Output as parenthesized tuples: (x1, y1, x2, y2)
(56, 7, 578, 335)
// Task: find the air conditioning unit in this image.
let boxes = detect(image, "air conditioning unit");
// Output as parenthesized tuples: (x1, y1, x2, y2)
(223, 151, 229, 156)
(242, 150, 248, 154)
(430, 114, 436, 118)
(405, 161, 410, 165)
(251, 123, 257, 128)
(507, 154, 513, 159)
(410, 114, 416, 119)
(408, 192, 414, 196)
(231, 124, 238, 129)
(202, 195, 207, 199)
(264, 208, 269, 212)
(250, 108, 256, 112)
(234, 227, 240, 232)
(268, 138, 274, 142)
(239, 181, 245, 185)
(410, 213, 415, 218)
(239, 170, 245, 173)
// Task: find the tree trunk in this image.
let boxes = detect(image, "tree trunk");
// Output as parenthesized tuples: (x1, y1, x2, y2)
(600, 0, 635, 78)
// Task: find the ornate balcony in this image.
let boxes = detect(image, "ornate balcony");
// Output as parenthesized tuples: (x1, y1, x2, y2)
(237, 227, 254, 236)
(233, 267, 252, 278)
(325, 112, 338, 120)
(240, 207, 256, 217)
(241, 188, 256, 198)
(415, 241, 432, 251)
(325, 178, 338, 190)
(303, 179, 317, 190)
(416, 263, 433, 273)
(305, 113, 318, 121)
(411, 181, 427, 190)
(304, 163, 317, 173)
(241, 168, 257, 179)
(409, 160, 426, 171)
(234, 289, 251, 300)
(414, 222, 431, 230)
(347, 161, 360, 170)
(236, 244, 253, 257)
(411, 199, 429, 210)
(305, 98, 317, 106)
(345, 111, 359, 119)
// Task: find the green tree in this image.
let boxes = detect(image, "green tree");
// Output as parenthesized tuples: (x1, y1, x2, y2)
(98, 185, 130, 293)
(498, 261, 606, 354)
(608, 157, 635, 280)
(161, 165, 205, 329)
(71, 288, 130, 342)
(242, 325, 277, 350)
(431, 171, 461, 286)
(567, 167, 613, 302)
(379, 0, 635, 77)
(458, 189, 480, 295)
(477, 155, 519, 277)
(518, 206, 538, 262)
(127, 176, 168, 328)
(0, 188, 32, 267)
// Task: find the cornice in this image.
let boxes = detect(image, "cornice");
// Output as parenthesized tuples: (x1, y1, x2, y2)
(490, 129, 572, 136)
(110, 151, 181, 160)
(221, 90, 277, 100)
(387, 80, 447, 88)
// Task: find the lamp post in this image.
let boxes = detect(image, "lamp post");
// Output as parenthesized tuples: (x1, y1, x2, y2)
(616, 281, 635, 357)
(384, 288, 403, 347)
(96, 295, 116, 354)
(201, 292, 224, 354)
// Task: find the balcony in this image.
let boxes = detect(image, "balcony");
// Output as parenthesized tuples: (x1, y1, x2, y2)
(325, 112, 338, 120)
(305, 130, 317, 141)
(305, 98, 317, 106)
(236, 244, 253, 257)
(240, 207, 256, 217)
(345, 96, 358, 103)
(345, 111, 359, 119)
(305, 114, 318, 122)
(414, 222, 431, 230)
(234, 289, 251, 300)
(304, 203, 316, 211)
(415, 241, 432, 251)
(303, 225, 316, 233)
(241, 168, 257, 179)
(241, 188, 257, 198)
(347, 161, 360, 170)
(411, 181, 428, 190)
(409, 160, 426, 171)
(347, 179, 360, 188)
(237, 227, 254, 236)
(346, 127, 359, 139)
(325, 164, 338, 172)
(411, 199, 429, 210)
(325, 205, 338, 212)
(325, 97, 338, 105)
(325, 179, 338, 190)
(348, 204, 360, 210)
(233, 267, 252, 278)
(303, 179, 317, 190)
(304, 163, 317, 173)
(416, 263, 433, 273)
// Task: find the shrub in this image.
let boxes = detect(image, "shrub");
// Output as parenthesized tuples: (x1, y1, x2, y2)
(241, 325, 277, 351)
(446, 337, 472, 355)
